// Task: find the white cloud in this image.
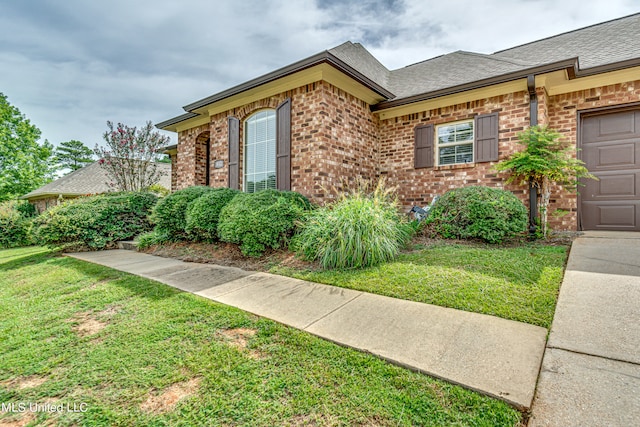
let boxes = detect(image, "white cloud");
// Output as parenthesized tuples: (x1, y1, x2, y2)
(0, 0, 637, 147)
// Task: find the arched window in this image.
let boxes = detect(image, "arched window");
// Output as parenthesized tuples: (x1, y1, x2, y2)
(244, 110, 276, 193)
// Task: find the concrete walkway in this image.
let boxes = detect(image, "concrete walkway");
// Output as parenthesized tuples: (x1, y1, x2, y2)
(530, 231, 640, 426)
(67, 249, 547, 410)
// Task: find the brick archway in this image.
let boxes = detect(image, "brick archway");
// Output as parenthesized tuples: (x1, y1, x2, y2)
(194, 131, 211, 186)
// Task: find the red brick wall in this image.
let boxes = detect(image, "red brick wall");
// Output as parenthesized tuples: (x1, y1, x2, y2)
(174, 78, 640, 231)
(176, 123, 210, 189)
(378, 92, 530, 210)
(176, 81, 378, 204)
(168, 153, 177, 191)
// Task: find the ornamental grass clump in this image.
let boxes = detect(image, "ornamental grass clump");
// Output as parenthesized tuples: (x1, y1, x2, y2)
(293, 179, 411, 269)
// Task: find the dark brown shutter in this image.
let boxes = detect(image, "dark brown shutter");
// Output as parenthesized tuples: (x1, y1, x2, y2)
(474, 113, 499, 162)
(414, 124, 434, 168)
(228, 116, 240, 189)
(276, 98, 291, 190)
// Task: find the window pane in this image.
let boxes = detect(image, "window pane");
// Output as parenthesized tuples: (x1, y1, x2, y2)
(267, 173, 276, 190)
(244, 110, 276, 193)
(457, 130, 473, 142)
(436, 120, 474, 165)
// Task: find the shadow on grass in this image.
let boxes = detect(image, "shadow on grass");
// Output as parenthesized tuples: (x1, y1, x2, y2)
(0, 248, 53, 272)
(0, 248, 180, 302)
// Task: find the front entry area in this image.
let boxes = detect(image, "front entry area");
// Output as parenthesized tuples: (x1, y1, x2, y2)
(580, 107, 640, 231)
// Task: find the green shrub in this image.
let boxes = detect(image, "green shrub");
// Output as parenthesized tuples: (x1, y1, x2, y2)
(0, 200, 34, 248)
(218, 189, 311, 256)
(135, 230, 169, 249)
(185, 188, 240, 242)
(425, 186, 528, 243)
(150, 186, 212, 240)
(34, 192, 158, 250)
(293, 181, 411, 269)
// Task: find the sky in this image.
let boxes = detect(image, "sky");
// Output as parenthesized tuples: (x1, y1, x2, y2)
(1, 0, 638, 151)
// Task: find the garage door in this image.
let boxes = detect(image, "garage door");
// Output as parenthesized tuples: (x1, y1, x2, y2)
(580, 108, 640, 231)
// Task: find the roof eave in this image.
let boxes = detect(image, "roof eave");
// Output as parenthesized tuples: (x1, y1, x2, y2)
(373, 58, 579, 111)
(574, 57, 640, 78)
(156, 112, 200, 131)
(163, 144, 178, 154)
(21, 192, 87, 200)
(182, 51, 394, 113)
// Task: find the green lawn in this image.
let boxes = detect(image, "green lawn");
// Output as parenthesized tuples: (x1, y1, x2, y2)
(0, 247, 521, 426)
(273, 243, 568, 328)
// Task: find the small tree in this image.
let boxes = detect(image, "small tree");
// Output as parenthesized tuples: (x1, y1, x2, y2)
(95, 121, 170, 192)
(494, 125, 596, 238)
(55, 139, 94, 172)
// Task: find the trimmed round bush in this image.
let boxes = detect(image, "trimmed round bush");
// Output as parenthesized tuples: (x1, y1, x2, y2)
(185, 188, 240, 242)
(0, 200, 34, 248)
(293, 188, 411, 269)
(425, 186, 527, 243)
(218, 189, 311, 256)
(150, 186, 212, 240)
(34, 192, 158, 250)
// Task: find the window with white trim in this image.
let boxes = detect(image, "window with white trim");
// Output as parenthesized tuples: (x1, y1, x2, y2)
(436, 120, 474, 165)
(244, 110, 276, 193)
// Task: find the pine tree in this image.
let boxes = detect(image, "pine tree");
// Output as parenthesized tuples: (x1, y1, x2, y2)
(54, 140, 94, 172)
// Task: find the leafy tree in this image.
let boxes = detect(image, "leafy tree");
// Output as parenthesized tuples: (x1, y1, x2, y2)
(54, 139, 94, 172)
(494, 125, 596, 238)
(0, 93, 54, 201)
(94, 121, 170, 192)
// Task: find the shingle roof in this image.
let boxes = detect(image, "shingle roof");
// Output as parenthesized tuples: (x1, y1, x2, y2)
(383, 13, 640, 104)
(493, 13, 640, 70)
(158, 13, 640, 126)
(328, 41, 390, 89)
(387, 51, 536, 100)
(21, 162, 171, 200)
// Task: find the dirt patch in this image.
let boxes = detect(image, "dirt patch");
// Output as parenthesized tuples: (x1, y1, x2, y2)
(0, 412, 35, 427)
(96, 305, 122, 319)
(139, 378, 201, 414)
(0, 375, 47, 390)
(88, 278, 114, 289)
(68, 306, 122, 338)
(69, 312, 107, 337)
(219, 328, 265, 359)
(219, 328, 256, 348)
(286, 414, 344, 426)
(142, 242, 318, 272)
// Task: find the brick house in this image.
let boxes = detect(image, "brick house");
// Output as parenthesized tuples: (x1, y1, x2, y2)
(159, 14, 640, 231)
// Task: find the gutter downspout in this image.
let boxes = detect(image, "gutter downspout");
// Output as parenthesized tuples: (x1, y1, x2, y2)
(527, 75, 538, 238)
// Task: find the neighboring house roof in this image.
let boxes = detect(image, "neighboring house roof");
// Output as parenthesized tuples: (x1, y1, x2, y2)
(158, 13, 640, 128)
(21, 162, 171, 200)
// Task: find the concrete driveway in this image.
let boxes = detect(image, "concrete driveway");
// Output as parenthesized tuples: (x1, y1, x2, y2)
(530, 231, 640, 426)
